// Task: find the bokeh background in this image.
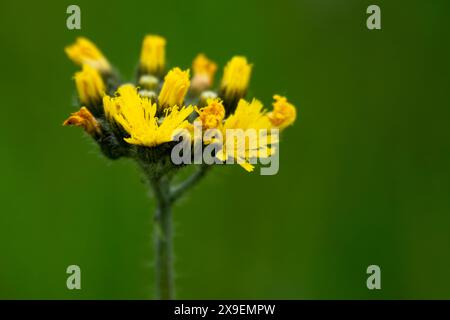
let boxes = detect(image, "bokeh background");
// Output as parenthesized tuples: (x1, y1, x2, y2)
(0, 0, 449, 299)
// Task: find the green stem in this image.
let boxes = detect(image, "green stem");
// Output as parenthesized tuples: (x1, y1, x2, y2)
(170, 165, 210, 203)
(144, 164, 211, 300)
(151, 177, 174, 300)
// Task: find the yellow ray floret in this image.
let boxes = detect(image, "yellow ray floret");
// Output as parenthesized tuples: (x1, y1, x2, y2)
(217, 99, 276, 172)
(223, 98, 271, 131)
(196, 98, 225, 130)
(220, 56, 252, 101)
(63, 107, 101, 137)
(158, 68, 190, 108)
(104, 84, 194, 147)
(267, 95, 297, 130)
(140, 35, 166, 75)
(192, 54, 217, 86)
(65, 37, 111, 72)
(74, 64, 105, 106)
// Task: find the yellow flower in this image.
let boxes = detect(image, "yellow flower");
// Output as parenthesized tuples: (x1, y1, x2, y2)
(217, 99, 275, 172)
(65, 37, 111, 73)
(267, 95, 296, 130)
(220, 56, 252, 103)
(74, 64, 105, 108)
(140, 35, 166, 76)
(63, 107, 101, 137)
(223, 99, 271, 131)
(104, 84, 193, 147)
(158, 68, 190, 109)
(196, 98, 225, 130)
(191, 54, 217, 90)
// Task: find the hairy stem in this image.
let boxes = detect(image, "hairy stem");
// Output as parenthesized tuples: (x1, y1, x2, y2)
(151, 177, 174, 300)
(144, 163, 211, 300)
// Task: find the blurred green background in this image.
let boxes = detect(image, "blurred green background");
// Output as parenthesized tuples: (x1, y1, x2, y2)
(0, 0, 449, 299)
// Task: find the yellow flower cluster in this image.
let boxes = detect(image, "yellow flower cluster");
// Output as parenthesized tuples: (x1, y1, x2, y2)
(196, 96, 294, 171)
(63, 35, 297, 172)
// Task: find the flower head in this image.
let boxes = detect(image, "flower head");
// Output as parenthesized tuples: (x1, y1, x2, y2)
(191, 54, 217, 91)
(223, 99, 271, 131)
(158, 68, 190, 109)
(104, 84, 193, 147)
(196, 98, 225, 130)
(74, 64, 105, 114)
(63, 107, 102, 138)
(220, 56, 252, 110)
(217, 99, 275, 172)
(65, 37, 111, 73)
(140, 35, 166, 76)
(267, 95, 297, 130)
